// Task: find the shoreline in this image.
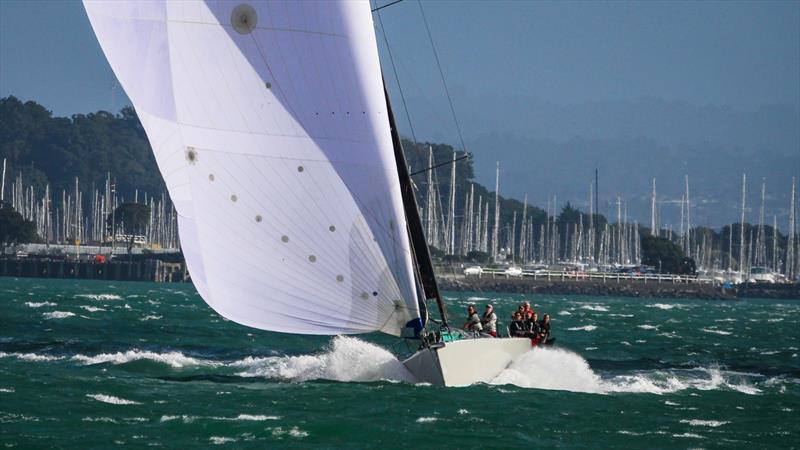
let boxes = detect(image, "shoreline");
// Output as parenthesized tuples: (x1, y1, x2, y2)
(437, 274, 800, 300)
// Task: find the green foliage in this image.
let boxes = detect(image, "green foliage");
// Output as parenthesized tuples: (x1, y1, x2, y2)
(0, 96, 163, 200)
(641, 235, 695, 275)
(0, 202, 40, 252)
(107, 202, 151, 255)
(465, 250, 491, 264)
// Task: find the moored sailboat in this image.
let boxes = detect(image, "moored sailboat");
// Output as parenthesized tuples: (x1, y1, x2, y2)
(84, 0, 537, 387)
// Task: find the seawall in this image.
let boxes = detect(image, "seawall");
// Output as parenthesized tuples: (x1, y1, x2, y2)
(437, 274, 800, 300)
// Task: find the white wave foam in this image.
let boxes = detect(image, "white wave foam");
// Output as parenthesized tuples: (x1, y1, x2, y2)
(14, 352, 64, 362)
(701, 328, 732, 336)
(25, 301, 56, 308)
(647, 303, 686, 310)
(233, 414, 279, 421)
(606, 367, 761, 395)
(491, 347, 604, 393)
(87, 394, 141, 405)
(77, 294, 122, 301)
(558, 310, 572, 316)
(160, 415, 196, 423)
(680, 419, 729, 427)
(416, 417, 438, 423)
(82, 417, 118, 423)
(43, 311, 75, 319)
(209, 437, 237, 445)
(72, 350, 217, 368)
(234, 336, 415, 383)
(269, 427, 308, 438)
(567, 325, 597, 331)
(673, 433, 704, 439)
(79, 305, 106, 312)
(140, 315, 162, 321)
(457, 409, 469, 415)
(580, 305, 609, 312)
(0, 388, 14, 393)
(490, 348, 763, 396)
(637, 324, 659, 330)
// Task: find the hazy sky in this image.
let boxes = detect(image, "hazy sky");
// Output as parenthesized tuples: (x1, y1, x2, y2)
(1, 0, 797, 117)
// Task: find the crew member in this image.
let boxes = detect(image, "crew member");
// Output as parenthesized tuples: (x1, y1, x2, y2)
(481, 304, 498, 337)
(463, 304, 483, 333)
(539, 313, 552, 342)
(528, 312, 542, 337)
(508, 312, 527, 337)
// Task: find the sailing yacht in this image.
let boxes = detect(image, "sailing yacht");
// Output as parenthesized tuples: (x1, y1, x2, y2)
(84, 0, 535, 387)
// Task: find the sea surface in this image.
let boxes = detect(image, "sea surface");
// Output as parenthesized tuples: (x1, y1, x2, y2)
(0, 278, 798, 449)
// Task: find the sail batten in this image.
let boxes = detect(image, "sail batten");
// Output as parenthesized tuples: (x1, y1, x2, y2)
(85, 0, 420, 336)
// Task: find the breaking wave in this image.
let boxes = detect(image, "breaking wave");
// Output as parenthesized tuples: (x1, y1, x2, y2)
(491, 347, 604, 393)
(72, 350, 219, 368)
(24, 301, 56, 308)
(234, 336, 415, 383)
(76, 294, 122, 301)
(42, 311, 75, 319)
(567, 325, 597, 331)
(701, 328, 733, 336)
(79, 305, 106, 312)
(646, 303, 687, 310)
(580, 305, 609, 312)
(86, 393, 141, 405)
(491, 347, 763, 395)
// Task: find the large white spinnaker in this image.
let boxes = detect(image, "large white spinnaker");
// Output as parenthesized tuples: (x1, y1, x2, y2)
(84, 0, 422, 336)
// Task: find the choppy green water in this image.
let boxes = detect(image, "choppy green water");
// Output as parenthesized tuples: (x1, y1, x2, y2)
(1, 278, 798, 449)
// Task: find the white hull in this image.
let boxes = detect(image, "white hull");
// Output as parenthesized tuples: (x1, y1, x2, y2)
(403, 338, 533, 386)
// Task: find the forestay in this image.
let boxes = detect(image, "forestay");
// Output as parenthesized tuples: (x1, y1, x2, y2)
(84, 0, 421, 336)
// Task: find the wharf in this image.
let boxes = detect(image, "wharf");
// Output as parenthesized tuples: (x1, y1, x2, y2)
(436, 272, 800, 300)
(0, 257, 188, 283)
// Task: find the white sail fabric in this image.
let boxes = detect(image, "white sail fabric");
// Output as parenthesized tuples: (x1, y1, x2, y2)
(84, 0, 421, 336)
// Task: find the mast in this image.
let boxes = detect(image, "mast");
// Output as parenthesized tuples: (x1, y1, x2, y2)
(446, 151, 457, 255)
(756, 179, 766, 267)
(383, 86, 448, 326)
(491, 162, 500, 262)
(787, 177, 796, 279)
(739, 173, 747, 272)
(684, 175, 691, 258)
(651, 178, 658, 237)
(1, 158, 5, 203)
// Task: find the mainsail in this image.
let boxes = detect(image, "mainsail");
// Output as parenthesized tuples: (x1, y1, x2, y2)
(84, 0, 422, 336)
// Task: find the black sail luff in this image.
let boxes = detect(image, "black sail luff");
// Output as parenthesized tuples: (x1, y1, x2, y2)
(383, 85, 449, 327)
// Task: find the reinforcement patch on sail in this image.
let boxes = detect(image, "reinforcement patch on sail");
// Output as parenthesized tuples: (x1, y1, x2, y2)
(83, 0, 420, 336)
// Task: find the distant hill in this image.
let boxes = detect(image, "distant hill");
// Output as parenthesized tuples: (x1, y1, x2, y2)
(401, 93, 799, 230)
(0, 96, 546, 237)
(0, 96, 164, 200)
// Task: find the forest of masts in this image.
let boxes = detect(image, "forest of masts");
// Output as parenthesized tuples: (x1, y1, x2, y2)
(1, 159, 179, 251)
(418, 148, 798, 279)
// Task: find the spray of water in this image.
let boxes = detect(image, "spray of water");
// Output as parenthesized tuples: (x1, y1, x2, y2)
(234, 336, 416, 383)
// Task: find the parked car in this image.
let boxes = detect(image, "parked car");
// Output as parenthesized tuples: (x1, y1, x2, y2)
(504, 266, 523, 277)
(463, 266, 483, 276)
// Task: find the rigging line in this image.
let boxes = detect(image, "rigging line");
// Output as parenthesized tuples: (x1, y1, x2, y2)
(417, 0, 468, 154)
(372, 0, 405, 13)
(409, 154, 469, 177)
(374, 0, 426, 172)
